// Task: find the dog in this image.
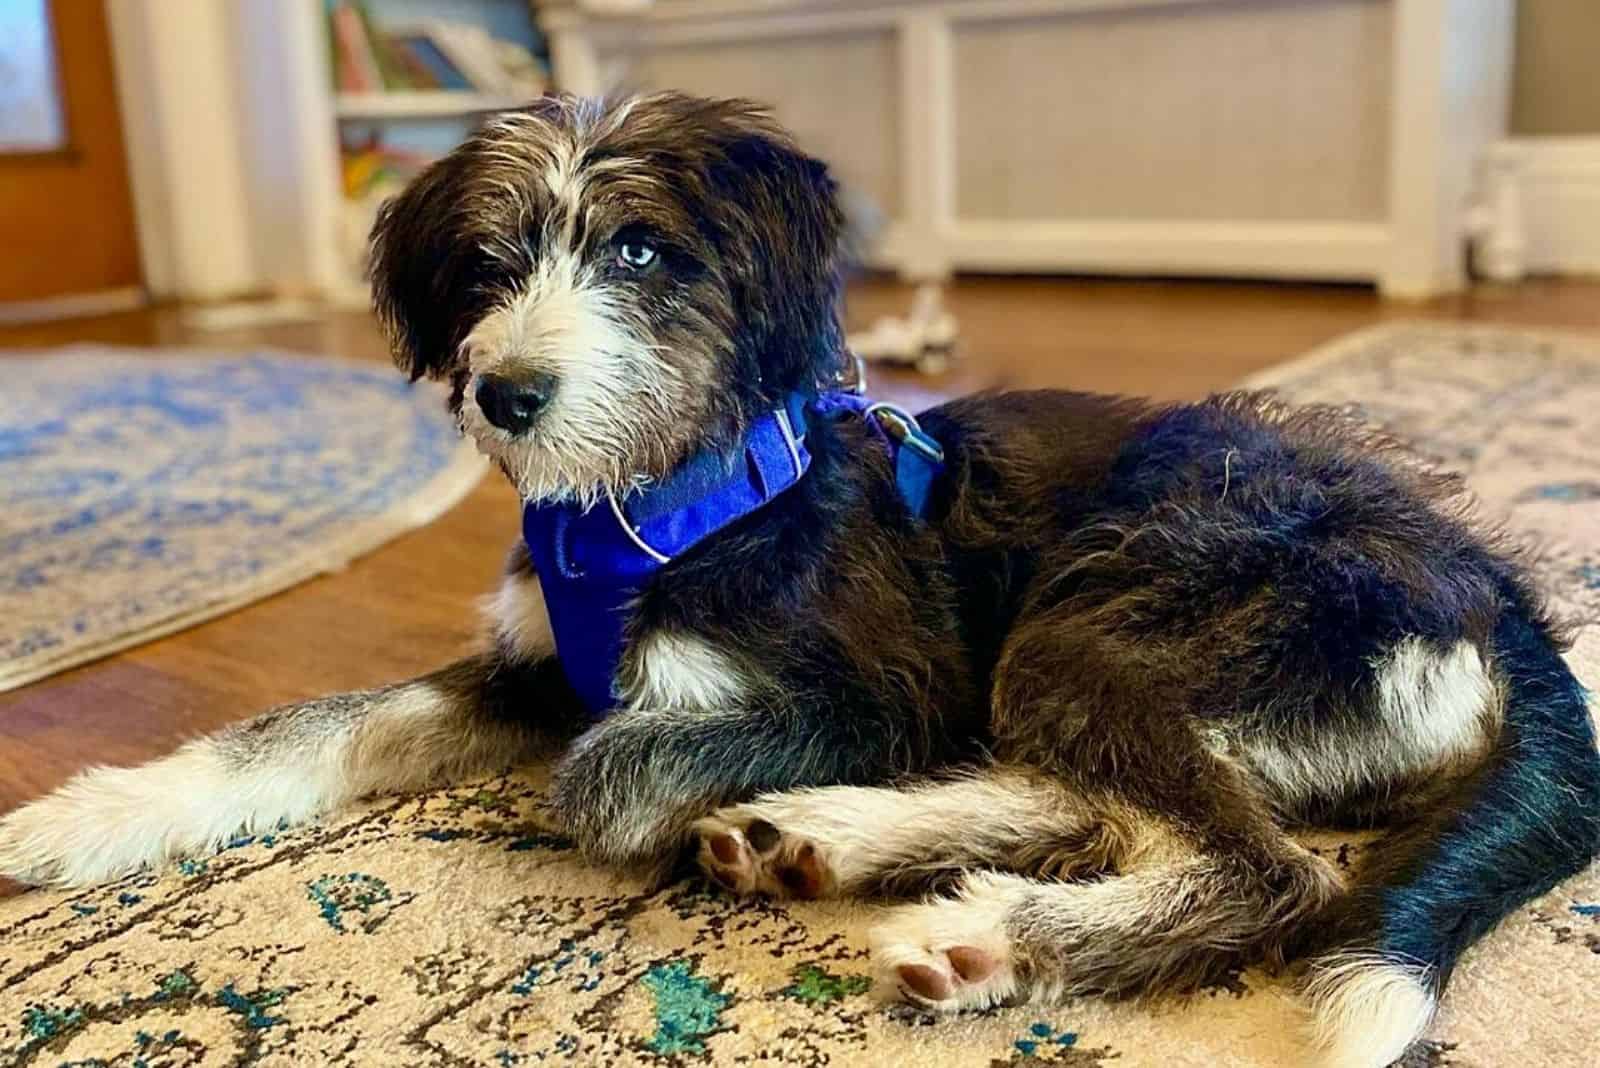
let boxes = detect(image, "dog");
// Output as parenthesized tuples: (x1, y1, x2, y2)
(2, 93, 1598, 1067)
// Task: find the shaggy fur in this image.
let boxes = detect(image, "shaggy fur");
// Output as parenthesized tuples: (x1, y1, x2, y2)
(3, 93, 1598, 1067)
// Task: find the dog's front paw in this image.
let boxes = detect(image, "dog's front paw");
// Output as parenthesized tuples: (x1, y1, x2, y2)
(0, 797, 74, 887)
(692, 806, 834, 899)
(869, 875, 1025, 1011)
(0, 742, 263, 888)
(0, 772, 162, 888)
(547, 731, 696, 870)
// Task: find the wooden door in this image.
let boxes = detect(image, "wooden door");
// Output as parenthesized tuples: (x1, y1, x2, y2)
(0, 0, 142, 312)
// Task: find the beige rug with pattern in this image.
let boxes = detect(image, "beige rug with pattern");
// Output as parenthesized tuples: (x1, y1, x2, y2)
(2, 323, 1597, 1067)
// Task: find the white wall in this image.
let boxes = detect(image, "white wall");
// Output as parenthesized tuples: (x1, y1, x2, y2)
(106, 0, 338, 302)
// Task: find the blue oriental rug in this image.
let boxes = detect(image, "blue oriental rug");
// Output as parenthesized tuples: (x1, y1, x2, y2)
(0, 348, 484, 691)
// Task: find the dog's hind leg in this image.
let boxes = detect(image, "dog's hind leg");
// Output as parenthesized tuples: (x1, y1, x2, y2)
(869, 845, 1313, 1012)
(692, 768, 1135, 899)
(860, 605, 1350, 1014)
(693, 771, 1327, 1012)
(0, 653, 582, 888)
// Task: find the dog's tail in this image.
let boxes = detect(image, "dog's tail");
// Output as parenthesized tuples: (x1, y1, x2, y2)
(1305, 609, 1600, 1067)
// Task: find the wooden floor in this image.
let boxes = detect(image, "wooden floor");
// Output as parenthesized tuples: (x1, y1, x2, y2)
(2, 274, 1598, 890)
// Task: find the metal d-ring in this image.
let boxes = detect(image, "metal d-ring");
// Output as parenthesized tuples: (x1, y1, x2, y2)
(837, 350, 869, 395)
(865, 402, 945, 464)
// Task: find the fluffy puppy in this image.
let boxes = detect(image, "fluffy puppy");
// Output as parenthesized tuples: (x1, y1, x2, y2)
(3, 94, 1598, 1068)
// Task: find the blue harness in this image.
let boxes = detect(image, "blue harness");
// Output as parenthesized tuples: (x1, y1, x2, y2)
(521, 390, 945, 716)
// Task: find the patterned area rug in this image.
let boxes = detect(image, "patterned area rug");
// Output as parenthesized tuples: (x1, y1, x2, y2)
(1, 323, 1597, 1066)
(0, 349, 484, 692)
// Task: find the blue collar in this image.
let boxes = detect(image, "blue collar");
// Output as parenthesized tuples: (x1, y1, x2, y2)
(522, 389, 944, 716)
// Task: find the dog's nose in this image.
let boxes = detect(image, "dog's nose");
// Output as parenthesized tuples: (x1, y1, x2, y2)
(475, 373, 556, 435)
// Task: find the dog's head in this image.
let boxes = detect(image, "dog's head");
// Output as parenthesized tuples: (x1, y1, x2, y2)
(368, 93, 844, 504)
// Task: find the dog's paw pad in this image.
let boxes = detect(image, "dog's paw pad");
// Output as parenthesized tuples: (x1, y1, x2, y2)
(869, 898, 1019, 1011)
(692, 809, 834, 899)
(694, 824, 756, 893)
(878, 941, 1013, 1010)
(946, 945, 1000, 983)
(896, 962, 954, 1001)
(745, 818, 781, 853)
(708, 832, 743, 866)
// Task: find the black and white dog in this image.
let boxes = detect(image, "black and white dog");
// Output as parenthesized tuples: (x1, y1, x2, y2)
(3, 94, 1597, 1067)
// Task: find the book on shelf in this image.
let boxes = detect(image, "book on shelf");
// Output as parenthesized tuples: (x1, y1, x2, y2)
(386, 38, 441, 91)
(388, 34, 474, 92)
(328, 2, 548, 98)
(391, 19, 546, 96)
(329, 3, 381, 92)
(410, 19, 504, 93)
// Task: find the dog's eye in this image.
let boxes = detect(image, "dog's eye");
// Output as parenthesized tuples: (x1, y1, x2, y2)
(616, 241, 658, 271)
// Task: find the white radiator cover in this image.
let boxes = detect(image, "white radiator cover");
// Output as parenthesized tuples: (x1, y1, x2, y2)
(545, 0, 1517, 298)
(99, 0, 1518, 301)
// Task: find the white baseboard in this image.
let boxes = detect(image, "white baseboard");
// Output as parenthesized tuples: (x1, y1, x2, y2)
(0, 287, 146, 326)
(873, 220, 1389, 284)
(946, 220, 1389, 282)
(1475, 137, 1600, 279)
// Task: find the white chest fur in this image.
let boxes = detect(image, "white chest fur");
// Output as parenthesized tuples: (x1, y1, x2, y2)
(489, 568, 748, 711)
(486, 568, 555, 661)
(621, 631, 750, 711)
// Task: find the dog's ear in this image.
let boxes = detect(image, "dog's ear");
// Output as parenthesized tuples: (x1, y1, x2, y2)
(701, 103, 846, 396)
(367, 148, 491, 382)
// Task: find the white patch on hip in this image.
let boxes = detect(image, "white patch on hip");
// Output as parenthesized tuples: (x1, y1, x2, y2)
(1373, 638, 1497, 759)
(1239, 638, 1499, 811)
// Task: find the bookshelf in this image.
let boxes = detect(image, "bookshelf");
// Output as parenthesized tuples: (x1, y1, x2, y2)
(334, 90, 533, 119)
(321, 1, 549, 298)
